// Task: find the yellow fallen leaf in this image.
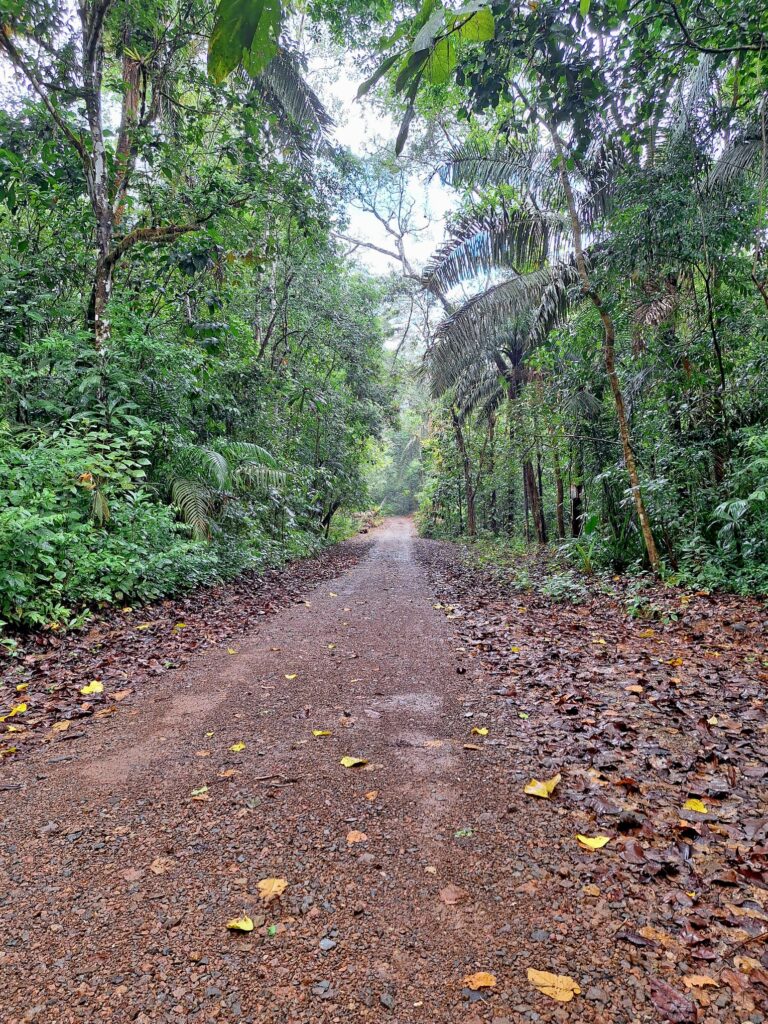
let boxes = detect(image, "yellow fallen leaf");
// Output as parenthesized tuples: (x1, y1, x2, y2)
(226, 913, 254, 932)
(285, 674, 297, 680)
(340, 756, 367, 768)
(346, 830, 368, 845)
(136, 622, 152, 630)
(683, 975, 718, 990)
(527, 968, 581, 1002)
(463, 972, 496, 991)
(707, 715, 718, 725)
(0, 702, 27, 721)
(524, 773, 561, 799)
(0, 746, 18, 758)
(190, 785, 209, 798)
(470, 727, 489, 737)
(510, 646, 520, 653)
(227, 648, 237, 655)
(257, 877, 287, 903)
(174, 622, 186, 630)
(312, 729, 332, 737)
(51, 721, 71, 733)
(639, 628, 655, 638)
(229, 741, 246, 753)
(205, 730, 214, 738)
(592, 638, 607, 646)
(15, 684, 27, 692)
(683, 798, 708, 813)
(80, 680, 103, 695)
(365, 790, 378, 800)
(5, 724, 24, 733)
(329, 592, 337, 597)
(576, 834, 611, 850)
(327, 643, 336, 649)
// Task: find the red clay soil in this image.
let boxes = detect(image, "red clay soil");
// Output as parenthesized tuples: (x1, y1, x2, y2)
(1, 517, 767, 1024)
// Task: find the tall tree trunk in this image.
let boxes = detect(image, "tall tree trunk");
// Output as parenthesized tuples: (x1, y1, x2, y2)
(451, 408, 476, 537)
(553, 449, 565, 540)
(550, 128, 660, 573)
(524, 460, 546, 543)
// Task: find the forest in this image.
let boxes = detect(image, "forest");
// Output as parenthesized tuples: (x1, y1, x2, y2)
(1, 4, 767, 1022)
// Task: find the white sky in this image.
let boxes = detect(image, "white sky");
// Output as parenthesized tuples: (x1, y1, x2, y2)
(309, 49, 456, 277)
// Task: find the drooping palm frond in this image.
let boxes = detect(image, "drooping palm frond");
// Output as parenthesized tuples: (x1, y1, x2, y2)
(168, 441, 284, 538)
(435, 140, 559, 202)
(711, 129, 766, 187)
(253, 48, 333, 153)
(171, 478, 214, 540)
(426, 269, 553, 396)
(422, 206, 568, 291)
(455, 357, 505, 418)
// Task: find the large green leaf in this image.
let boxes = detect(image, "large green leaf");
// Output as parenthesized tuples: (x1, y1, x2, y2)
(455, 8, 494, 42)
(208, 0, 283, 83)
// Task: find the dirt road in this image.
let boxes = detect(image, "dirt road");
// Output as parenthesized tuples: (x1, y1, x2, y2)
(1, 517, 766, 1023)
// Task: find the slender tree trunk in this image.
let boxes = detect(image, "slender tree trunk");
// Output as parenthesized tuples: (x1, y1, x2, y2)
(550, 128, 660, 573)
(524, 460, 546, 543)
(451, 408, 476, 537)
(553, 448, 565, 540)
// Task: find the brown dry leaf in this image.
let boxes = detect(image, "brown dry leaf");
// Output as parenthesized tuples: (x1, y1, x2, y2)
(51, 721, 70, 733)
(583, 884, 601, 897)
(439, 883, 467, 906)
(639, 925, 676, 948)
(524, 773, 561, 799)
(149, 857, 175, 875)
(365, 790, 378, 801)
(346, 830, 368, 845)
(195, 750, 211, 757)
(257, 877, 287, 903)
(218, 768, 240, 779)
(734, 956, 761, 974)
(463, 743, 482, 751)
(112, 689, 132, 702)
(463, 972, 497, 991)
(527, 968, 581, 1002)
(683, 975, 718, 990)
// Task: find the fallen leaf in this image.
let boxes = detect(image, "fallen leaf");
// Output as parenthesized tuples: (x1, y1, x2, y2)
(340, 756, 368, 768)
(136, 622, 152, 630)
(226, 913, 254, 932)
(583, 884, 601, 897)
(195, 749, 211, 757)
(463, 743, 482, 750)
(112, 689, 132, 701)
(218, 768, 240, 779)
(365, 790, 378, 800)
(15, 684, 27, 693)
(190, 785, 209, 798)
(149, 857, 174, 875)
(312, 729, 332, 737)
(470, 727, 489, 737)
(707, 715, 718, 725)
(463, 972, 497, 991)
(683, 798, 708, 813)
(0, 702, 28, 721)
(576, 834, 611, 850)
(518, 712, 530, 719)
(79, 681, 103, 695)
(682, 975, 718, 990)
(527, 968, 581, 1002)
(524, 774, 561, 799)
(424, 739, 444, 748)
(649, 977, 696, 1022)
(327, 644, 336, 650)
(439, 883, 467, 905)
(0, 746, 18, 758)
(285, 674, 297, 680)
(229, 741, 246, 753)
(51, 721, 70, 733)
(257, 877, 287, 903)
(227, 648, 237, 655)
(346, 830, 368, 845)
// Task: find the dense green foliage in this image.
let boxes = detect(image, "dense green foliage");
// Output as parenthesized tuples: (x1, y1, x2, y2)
(358, 0, 768, 593)
(0, 0, 393, 630)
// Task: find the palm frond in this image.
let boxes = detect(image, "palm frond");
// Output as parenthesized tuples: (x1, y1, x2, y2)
(422, 206, 568, 291)
(711, 131, 765, 187)
(255, 48, 333, 149)
(435, 140, 559, 202)
(171, 478, 213, 540)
